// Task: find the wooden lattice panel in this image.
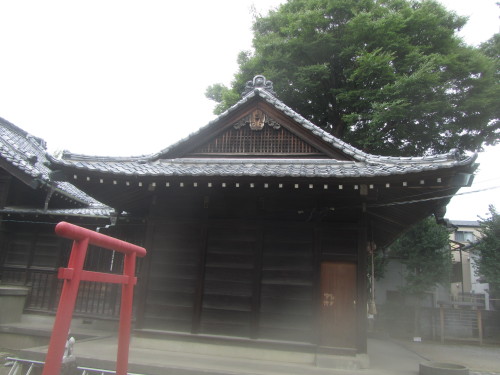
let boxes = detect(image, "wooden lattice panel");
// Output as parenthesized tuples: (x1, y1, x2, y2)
(191, 125, 323, 156)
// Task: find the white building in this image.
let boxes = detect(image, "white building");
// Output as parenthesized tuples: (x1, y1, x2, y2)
(449, 220, 490, 310)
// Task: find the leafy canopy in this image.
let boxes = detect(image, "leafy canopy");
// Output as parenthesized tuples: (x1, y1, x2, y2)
(389, 217, 452, 298)
(207, 0, 499, 156)
(474, 205, 500, 295)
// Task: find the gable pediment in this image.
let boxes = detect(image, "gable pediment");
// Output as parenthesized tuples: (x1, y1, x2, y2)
(153, 77, 355, 161)
(187, 109, 328, 158)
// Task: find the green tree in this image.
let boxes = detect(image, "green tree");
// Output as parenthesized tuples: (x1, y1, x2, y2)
(208, 0, 499, 156)
(475, 205, 500, 296)
(390, 217, 452, 298)
(481, 33, 500, 61)
(389, 217, 451, 337)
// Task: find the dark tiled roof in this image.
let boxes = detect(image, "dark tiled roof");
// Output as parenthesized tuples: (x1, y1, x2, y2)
(49, 85, 477, 179)
(450, 220, 480, 227)
(52, 155, 476, 179)
(0, 205, 113, 218)
(0, 117, 105, 206)
(149, 87, 474, 164)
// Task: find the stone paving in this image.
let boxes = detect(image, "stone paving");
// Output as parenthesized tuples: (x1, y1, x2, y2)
(397, 339, 500, 375)
(2, 318, 500, 375)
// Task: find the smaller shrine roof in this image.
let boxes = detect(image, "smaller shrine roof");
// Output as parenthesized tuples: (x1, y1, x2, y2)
(0, 205, 114, 218)
(0, 116, 108, 208)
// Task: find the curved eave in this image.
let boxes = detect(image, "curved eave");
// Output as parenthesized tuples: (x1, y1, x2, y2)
(0, 206, 114, 219)
(48, 153, 478, 181)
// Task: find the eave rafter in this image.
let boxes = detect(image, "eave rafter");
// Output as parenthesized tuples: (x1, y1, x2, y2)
(68, 170, 453, 192)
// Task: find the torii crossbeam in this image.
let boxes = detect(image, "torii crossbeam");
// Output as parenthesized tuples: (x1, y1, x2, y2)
(42, 222, 147, 375)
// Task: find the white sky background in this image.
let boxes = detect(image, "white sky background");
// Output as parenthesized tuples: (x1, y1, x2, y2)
(0, 0, 498, 220)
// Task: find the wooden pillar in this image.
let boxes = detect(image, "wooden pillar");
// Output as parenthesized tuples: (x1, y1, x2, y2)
(192, 223, 208, 334)
(313, 226, 322, 345)
(250, 225, 264, 339)
(135, 220, 155, 329)
(356, 215, 368, 353)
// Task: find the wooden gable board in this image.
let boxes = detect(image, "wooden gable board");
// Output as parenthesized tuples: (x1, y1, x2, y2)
(187, 118, 324, 157)
(156, 97, 352, 161)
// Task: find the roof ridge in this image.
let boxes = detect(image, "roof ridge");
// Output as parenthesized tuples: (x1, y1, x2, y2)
(0, 116, 47, 150)
(44, 76, 478, 165)
(252, 89, 478, 164)
(58, 150, 152, 162)
(149, 75, 475, 164)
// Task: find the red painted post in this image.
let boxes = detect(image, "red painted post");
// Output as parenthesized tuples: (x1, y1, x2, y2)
(42, 222, 147, 375)
(42, 237, 89, 375)
(116, 252, 136, 375)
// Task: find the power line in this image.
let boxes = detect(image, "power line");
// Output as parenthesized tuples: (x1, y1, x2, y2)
(368, 185, 500, 208)
(1, 185, 499, 225)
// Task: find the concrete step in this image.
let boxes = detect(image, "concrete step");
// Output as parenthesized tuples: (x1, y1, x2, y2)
(132, 334, 316, 365)
(19, 335, 369, 375)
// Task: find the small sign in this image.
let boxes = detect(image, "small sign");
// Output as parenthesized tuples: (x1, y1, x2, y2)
(323, 293, 335, 306)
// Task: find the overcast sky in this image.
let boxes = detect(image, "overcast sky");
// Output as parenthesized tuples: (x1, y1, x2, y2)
(0, 0, 498, 220)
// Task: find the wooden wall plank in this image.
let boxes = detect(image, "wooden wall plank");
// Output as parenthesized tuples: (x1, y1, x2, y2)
(142, 222, 203, 332)
(140, 219, 361, 348)
(199, 225, 257, 337)
(258, 226, 314, 342)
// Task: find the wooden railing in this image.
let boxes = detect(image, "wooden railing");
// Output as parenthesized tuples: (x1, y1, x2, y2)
(2, 263, 123, 318)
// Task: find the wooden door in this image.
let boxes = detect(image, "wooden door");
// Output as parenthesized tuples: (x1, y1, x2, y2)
(320, 261, 357, 348)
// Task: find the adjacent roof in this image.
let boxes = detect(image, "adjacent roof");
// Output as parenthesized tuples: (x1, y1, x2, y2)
(0, 116, 109, 210)
(0, 205, 114, 218)
(450, 220, 480, 227)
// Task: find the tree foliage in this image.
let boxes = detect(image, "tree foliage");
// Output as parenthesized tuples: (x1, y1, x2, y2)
(390, 217, 452, 297)
(475, 205, 500, 295)
(207, 0, 499, 156)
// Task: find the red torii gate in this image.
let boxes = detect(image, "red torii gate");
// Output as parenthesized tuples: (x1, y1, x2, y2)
(42, 222, 147, 375)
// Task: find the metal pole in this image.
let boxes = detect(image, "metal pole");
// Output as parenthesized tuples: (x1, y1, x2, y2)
(439, 306, 445, 343)
(477, 309, 483, 345)
(459, 248, 465, 296)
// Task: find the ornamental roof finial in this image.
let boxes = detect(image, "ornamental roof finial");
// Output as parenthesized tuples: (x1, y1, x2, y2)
(242, 75, 276, 97)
